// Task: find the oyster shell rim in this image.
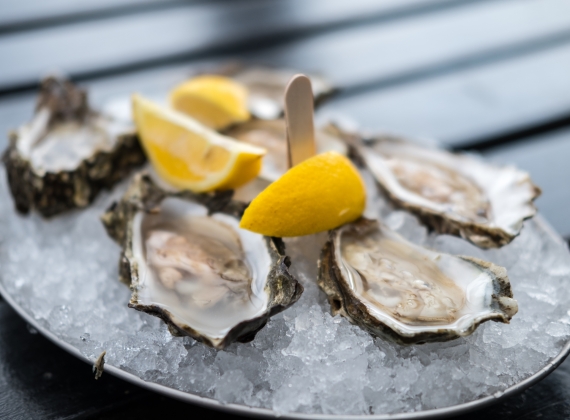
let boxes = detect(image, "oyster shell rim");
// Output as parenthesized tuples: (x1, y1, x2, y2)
(341, 127, 541, 249)
(318, 217, 518, 345)
(101, 172, 304, 349)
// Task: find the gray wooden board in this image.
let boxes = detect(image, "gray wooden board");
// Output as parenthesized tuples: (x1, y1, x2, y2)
(3, 0, 570, 93)
(483, 128, 570, 239)
(0, 0, 173, 29)
(318, 42, 570, 148)
(0, 0, 465, 91)
(248, 0, 570, 91)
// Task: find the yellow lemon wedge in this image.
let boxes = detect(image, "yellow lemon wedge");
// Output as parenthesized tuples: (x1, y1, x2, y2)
(170, 75, 250, 130)
(240, 151, 366, 237)
(132, 94, 265, 192)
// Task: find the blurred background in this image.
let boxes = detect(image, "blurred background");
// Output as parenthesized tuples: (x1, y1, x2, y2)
(1, 0, 570, 418)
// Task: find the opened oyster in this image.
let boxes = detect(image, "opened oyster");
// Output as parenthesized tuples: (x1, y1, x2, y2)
(102, 173, 303, 349)
(3, 77, 145, 217)
(214, 63, 333, 120)
(226, 119, 347, 183)
(355, 135, 540, 248)
(318, 218, 517, 344)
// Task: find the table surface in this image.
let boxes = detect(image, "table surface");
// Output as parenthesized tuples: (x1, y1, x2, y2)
(1, 0, 570, 418)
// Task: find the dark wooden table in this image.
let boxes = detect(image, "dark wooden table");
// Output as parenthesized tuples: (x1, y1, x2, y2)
(2, 0, 570, 418)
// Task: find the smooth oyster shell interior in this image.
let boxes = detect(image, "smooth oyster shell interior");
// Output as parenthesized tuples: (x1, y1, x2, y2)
(318, 218, 517, 344)
(103, 174, 303, 349)
(17, 111, 132, 175)
(360, 136, 540, 248)
(16, 78, 134, 174)
(135, 199, 272, 341)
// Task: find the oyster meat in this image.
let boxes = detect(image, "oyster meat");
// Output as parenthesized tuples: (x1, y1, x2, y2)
(3, 77, 145, 217)
(102, 173, 303, 349)
(318, 218, 517, 344)
(214, 63, 334, 120)
(357, 135, 540, 248)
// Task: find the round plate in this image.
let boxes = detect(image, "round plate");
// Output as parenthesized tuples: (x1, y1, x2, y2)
(2, 282, 570, 420)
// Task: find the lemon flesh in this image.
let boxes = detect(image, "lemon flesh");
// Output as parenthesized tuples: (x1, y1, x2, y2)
(170, 75, 250, 130)
(132, 94, 265, 192)
(240, 151, 366, 237)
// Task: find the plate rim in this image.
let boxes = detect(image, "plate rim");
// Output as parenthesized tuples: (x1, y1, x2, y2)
(1, 215, 569, 420)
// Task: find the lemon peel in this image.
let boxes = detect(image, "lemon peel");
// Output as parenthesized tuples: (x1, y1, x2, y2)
(240, 151, 366, 237)
(170, 75, 250, 130)
(132, 94, 265, 192)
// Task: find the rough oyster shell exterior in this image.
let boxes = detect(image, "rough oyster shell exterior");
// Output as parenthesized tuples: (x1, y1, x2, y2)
(3, 77, 145, 217)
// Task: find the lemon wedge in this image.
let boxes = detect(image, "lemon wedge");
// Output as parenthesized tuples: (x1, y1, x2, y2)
(132, 94, 265, 192)
(170, 75, 250, 130)
(240, 151, 366, 237)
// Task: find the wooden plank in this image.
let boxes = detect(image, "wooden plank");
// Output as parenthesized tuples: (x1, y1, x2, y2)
(0, 0, 461, 91)
(2, 0, 570, 95)
(318, 42, 570, 148)
(483, 128, 570, 239)
(250, 0, 570, 90)
(0, 0, 169, 30)
(0, 0, 568, 101)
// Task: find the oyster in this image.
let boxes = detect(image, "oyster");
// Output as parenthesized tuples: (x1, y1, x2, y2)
(214, 63, 334, 120)
(3, 77, 145, 217)
(356, 134, 540, 248)
(318, 218, 517, 344)
(227, 119, 347, 183)
(102, 173, 303, 349)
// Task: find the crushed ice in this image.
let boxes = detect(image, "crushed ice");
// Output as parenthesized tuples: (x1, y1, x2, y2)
(1, 167, 570, 416)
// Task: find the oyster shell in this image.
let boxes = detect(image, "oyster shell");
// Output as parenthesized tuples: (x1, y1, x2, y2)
(102, 173, 303, 349)
(214, 63, 334, 120)
(318, 218, 517, 344)
(3, 77, 145, 217)
(356, 134, 540, 248)
(227, 119, 347, 183)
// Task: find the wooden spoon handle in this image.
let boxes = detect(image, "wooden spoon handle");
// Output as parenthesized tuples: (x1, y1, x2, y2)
(284, 74, 316, 168)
